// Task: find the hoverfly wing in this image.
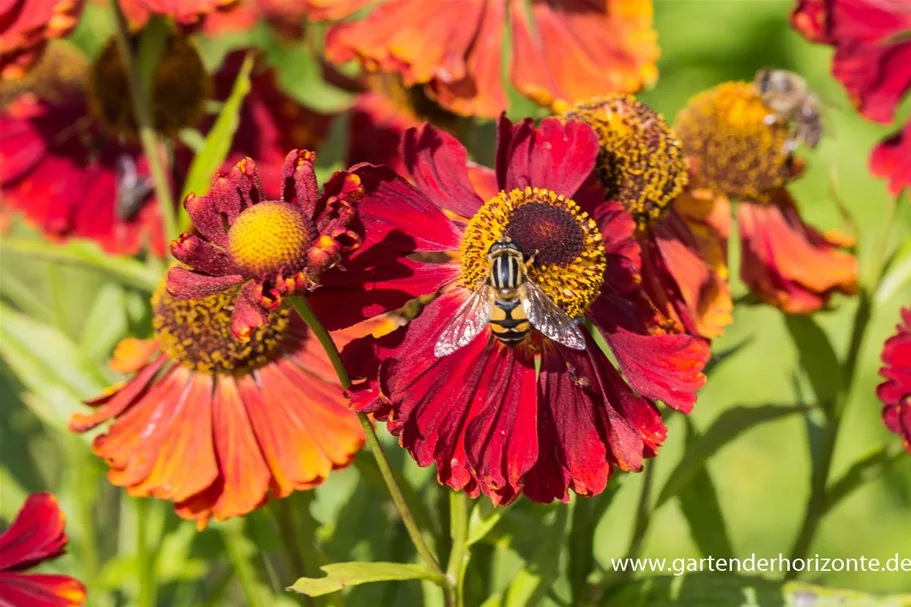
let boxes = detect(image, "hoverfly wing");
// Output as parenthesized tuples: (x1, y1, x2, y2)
(434, 284, 491, 358)
(114, 154, 154, 221)
(522, 280, 586, 350)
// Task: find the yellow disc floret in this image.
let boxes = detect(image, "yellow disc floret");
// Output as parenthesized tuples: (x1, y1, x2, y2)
(460, 187, 607, 319)
(563, 95, 688, 230)
(153, 284, 289, 374)
(228, 201, 316, 278)
(674, 81, 792, 202)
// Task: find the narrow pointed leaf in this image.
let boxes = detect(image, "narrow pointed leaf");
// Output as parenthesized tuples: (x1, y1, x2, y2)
(288, 562, 443, 597)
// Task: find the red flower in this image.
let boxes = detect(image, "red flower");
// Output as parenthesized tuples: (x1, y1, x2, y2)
(0, 493, 86, 607)
(0, 0, 84, 79)
(71, 285, 366, 528)
(319, 0, 659, 118)
(675, 81, 858, 313)
(167, 152, 363, 340)
(346, 91, 419, 175)
(877, 306, 911, 455)
(870, 113, 911, 198)
(562, 96, 733, 340)
(791, 0, 911, 196)
(118, 0, 238, 29)
(0, 49, 170, 256)
(318, 116, 708, 504)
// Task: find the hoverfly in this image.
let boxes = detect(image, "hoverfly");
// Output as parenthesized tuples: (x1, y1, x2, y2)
(754, 68, 823, 150)
(114, 154, 154, 221)
(434, 237, 586, 358)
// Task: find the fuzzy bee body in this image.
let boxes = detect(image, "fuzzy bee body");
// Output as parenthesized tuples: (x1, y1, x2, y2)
(754, 68, 823, 150)
(434, 237, 585, 358)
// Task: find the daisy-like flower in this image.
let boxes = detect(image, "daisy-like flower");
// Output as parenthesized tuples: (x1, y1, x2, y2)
(0, 43, 170, 256)
(167, 151, 363, 340)
(674, 81, 858, 314)
(0, 493, 86, 606)
(315, 0, 659, 118)
(878, 306, 911, 455)
(317, 116, 708, 504)
(70, 282, 365, 528)
(791, 0, 911, 197)
(0, 0, 84, 79)
(562, 95, 732, 340)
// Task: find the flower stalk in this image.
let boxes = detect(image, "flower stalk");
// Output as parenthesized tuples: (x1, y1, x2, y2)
(446, 492, 470, 607)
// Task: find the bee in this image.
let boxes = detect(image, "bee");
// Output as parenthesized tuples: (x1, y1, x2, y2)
(754, 68, 823, 150)
(434, 237, 586, 358)
(114, 154, 154, 221)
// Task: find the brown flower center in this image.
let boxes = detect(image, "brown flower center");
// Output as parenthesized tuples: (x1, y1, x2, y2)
(674, 81, 792, 201)
(153, 284, 290, 374)
(459, 187, 606, 319)
(563, 95, 688, 229)
(227, 201, 317, 278)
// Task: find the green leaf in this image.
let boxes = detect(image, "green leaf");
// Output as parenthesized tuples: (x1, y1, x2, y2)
(264, 36, 354, 113)
(568, 484, 620, 604)
(180, 52, 255, 203)
(655, 404, 806, 508)
(0, 239, 159, 292)
(502, 507, 568, 607)
(80, 283, 129, 365)
(877, 238, 911, 305)
(785, 315, 841, 410)
(677, 419, 735, 560)
(785, 582, 911, 606)
(467, 500, 511, 546)
(288, 562, 443, 597)
(823, 444, 905, 514)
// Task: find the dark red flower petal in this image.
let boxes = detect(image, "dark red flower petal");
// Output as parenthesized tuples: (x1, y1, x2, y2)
(232, 281, 272, 340)
(495, 115, 600, 197)
(592, 199, 641, 296)
(877, 307, 911, 454)
(791, 0, 833, 43)
(870, 117, 911, 198)
(309, 164, 461, 330)
(166, 267, 244, 300)
(0, 493, 67, 571)
(403, 124, 485, 218)
(0, 0, 84, 79)
(0, 573, 86, 607)
(346, 91, 419, 176)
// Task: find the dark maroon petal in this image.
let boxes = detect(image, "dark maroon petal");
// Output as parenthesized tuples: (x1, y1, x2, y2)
(403, 124, 485, 218)
(314, 168, 363, 237)
(169, 233, 236, 276)
(593, 199, 641, 295)
(602, 326, 708, 413)
(183, 192, 229, 248)
(495, 115, 600, 197)
(231, 281, 271, 341)
(0, 493, 67, 571)
(166, 267, 244, 300)
(280, 149, 319, 213)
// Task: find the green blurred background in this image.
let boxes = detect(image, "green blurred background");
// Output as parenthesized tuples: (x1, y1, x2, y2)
(1, 0, 909, 605)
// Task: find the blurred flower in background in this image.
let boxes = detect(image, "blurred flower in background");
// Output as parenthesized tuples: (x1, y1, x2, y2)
(118, 0, 238, 29)
(0, 493, 86, 607)
(562, 95, 733, 341)
(675, 80, 858, 314)
(0, 0, 84, 79)
(315, 0, 659, 117)
(878, 306, 911, 456)
(333, 117, 707, 504)
(167, 151, 362, 340)
(791, 0, 911, 198)
(69, 283, 365, 528)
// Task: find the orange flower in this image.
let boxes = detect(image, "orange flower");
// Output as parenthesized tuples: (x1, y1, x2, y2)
(675, 80, 857, 314)
(320, 0, 658, 118)
(0, 0, 84, 79)
(118, 0, 238, 28)
(70, 283, 364, 528)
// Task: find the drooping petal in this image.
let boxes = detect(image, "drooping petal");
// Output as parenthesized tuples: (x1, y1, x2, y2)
(0, 494, 67, 571)
(870, 117, 911, 198)
(0, 0, 84, 79)
(737, 191, 857, 314)
(877, 307, 911, 454)
(170, 233, 236, 276)
(0, 572, 86, 607)
(166, 267, 244, 300)
(231, 281, 272, 340)
(790, 0, 832, 43)
(403, 123, 485, 218)
(495, 115, 600, 197)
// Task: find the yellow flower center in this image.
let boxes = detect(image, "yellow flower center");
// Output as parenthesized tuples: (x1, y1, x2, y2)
(89, 34, 209, 139)
(153, 284, 290, 374)
(228, 201, 317, 278)
(674, 81, 792, 201)
(0, 41, 88, 106)
(563, 95, 688, 230)
(459, 187, 606, 319)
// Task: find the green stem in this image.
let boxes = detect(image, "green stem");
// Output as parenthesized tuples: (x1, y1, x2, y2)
(446, 492, 469, 607)
(110, 0, 179, 243)
(271, 499, 316, 607)
(222, 520, 266, 607)
(620, 461, 655, 579)
(288, 297, 450, 589)
(135, 498, 157, 607)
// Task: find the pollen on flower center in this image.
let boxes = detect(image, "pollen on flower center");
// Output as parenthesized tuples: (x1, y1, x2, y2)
(228, 201, 317, 278)
(459, 187, 607, 319)
(563, 95, 688, 230)
(153, 284, 290, 374)
(674, 82, 792, 201)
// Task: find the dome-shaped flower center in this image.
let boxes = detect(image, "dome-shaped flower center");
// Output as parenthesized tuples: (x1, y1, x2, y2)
(153, 285, 290, 374)
(674, 82, 792, 202)
(228, 201, 317, 278)
(459, 187, 606, 319)
(564, 95, 688, 230)
(89, 34, 209, 139)
(0, 41, 88, 106)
